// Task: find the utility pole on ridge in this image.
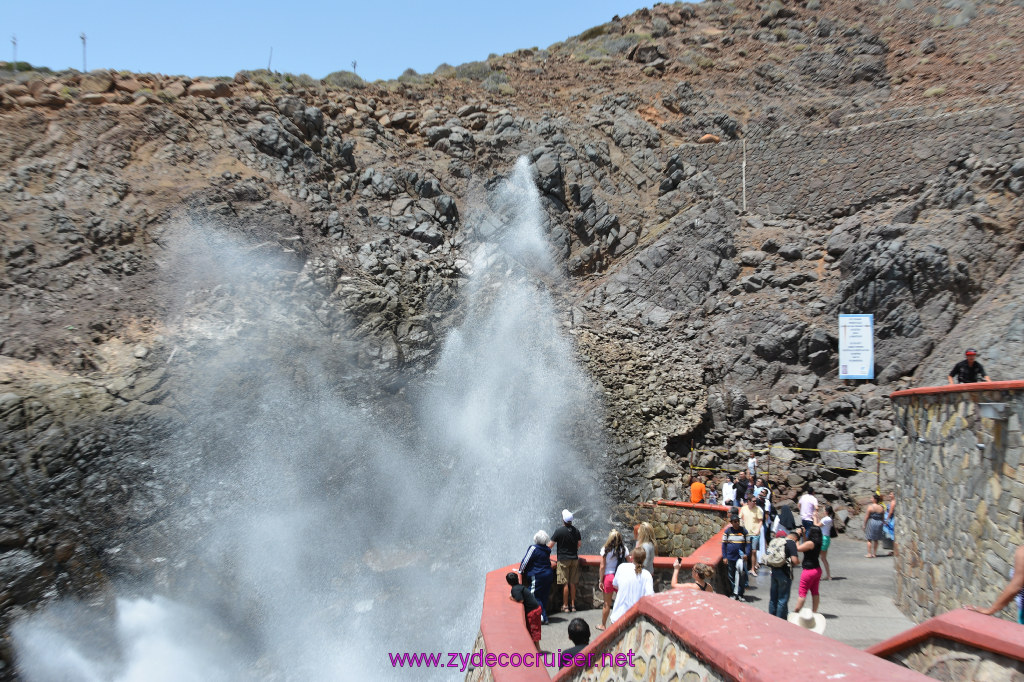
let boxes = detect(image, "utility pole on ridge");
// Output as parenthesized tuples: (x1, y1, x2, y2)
(80, 33, 86, 73)
(11, 35, 16, 72)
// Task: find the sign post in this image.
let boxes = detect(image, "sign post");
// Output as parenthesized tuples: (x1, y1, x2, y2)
(838, 314, 874, 380)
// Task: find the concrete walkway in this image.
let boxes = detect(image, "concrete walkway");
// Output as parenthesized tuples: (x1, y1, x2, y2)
(538, 536, 914, 674)
(741, 535, 915, 648)
(537, 605, 607, 675)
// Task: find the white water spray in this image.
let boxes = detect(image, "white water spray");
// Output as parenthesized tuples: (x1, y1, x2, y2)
(13, 158, 607, 680)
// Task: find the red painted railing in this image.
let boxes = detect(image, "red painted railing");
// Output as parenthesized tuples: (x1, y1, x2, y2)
(890, 379, 1024, 399)
(476, 520, 729, 681)
(476, 513, 1020, 681)
(866, 608, 1024, 662)
(477, 563, 550, 682)
(551, 590, 930, 682)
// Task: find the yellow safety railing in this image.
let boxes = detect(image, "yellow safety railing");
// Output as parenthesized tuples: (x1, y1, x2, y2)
(682, 443, 894, 493)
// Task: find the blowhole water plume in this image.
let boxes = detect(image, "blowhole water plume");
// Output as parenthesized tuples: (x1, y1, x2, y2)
(13, 158, 608, 681)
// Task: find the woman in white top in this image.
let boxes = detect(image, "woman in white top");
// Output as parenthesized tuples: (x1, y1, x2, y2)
(610, 547, 654, 624)
(721, 475, 736, 507)
(597, 530, 627, 630)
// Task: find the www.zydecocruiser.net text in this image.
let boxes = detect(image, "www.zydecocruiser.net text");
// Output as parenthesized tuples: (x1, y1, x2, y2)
(389, 649, 637, 672)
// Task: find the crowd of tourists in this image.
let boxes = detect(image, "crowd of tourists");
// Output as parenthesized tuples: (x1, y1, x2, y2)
(704, 480, 840, 624)
(512, 512, 661, 641)
(510, 481, 903, 644)
(504, 349, 1018, 666)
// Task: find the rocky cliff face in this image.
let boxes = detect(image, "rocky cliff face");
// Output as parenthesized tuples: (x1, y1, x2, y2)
(2, 0, 1023, 675)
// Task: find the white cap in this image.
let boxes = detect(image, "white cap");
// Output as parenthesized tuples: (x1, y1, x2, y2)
(562, 509, 573, 523)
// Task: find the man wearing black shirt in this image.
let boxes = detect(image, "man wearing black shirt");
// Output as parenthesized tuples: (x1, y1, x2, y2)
(549, 509, 582, 612)
(734, 471, 750, 504)
(507, 572, 543, 643)
(948, 348, 992, 384)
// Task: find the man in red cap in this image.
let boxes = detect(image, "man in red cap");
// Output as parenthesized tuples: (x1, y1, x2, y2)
(948, 348, 992, 384)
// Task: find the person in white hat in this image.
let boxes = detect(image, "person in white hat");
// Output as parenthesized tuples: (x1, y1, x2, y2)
(549, 509, 582, 612)
(787, 606, 826, 634)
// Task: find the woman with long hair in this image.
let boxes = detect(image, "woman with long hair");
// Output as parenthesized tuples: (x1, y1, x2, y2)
(609, 546, 654, 624)
(863, 493, 886, 558)
(635, 522, 657, 578)
(597, 529, 627, 630)
(793, 526, 823, 614)
(519, 530, 555, 624)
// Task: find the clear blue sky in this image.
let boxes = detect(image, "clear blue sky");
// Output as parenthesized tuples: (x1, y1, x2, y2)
(5, 1, 655, 82)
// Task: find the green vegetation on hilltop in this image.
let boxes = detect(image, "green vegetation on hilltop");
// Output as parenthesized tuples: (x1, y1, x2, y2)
(453, 60, 492, 80)
(323, 69, 365, 89)
(238, 69, 323, 89)
(433, 63, 457, 79)
(0, 61, 54, 75)
(397, 68, 425, 85)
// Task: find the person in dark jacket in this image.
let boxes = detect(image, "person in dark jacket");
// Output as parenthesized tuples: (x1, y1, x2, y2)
(519, 530, 555, 624)
(948, 348, 992, 384)
(721, 514, 749, 600)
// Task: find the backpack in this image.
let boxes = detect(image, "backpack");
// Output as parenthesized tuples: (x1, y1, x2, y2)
(765, 537, 788, 568)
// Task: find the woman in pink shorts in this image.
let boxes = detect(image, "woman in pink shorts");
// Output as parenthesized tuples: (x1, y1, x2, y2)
(793, 526, 823, 614)
(597, 529, 627, 630)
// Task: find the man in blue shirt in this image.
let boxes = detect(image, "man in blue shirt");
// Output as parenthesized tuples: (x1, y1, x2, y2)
(721, 514, 749, 600)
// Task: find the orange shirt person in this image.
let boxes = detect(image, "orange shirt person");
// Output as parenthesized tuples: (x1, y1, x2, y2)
(690, 475, 707, 504)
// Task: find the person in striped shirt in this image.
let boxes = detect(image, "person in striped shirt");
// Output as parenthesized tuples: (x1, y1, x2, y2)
(721, 514, 749, 600)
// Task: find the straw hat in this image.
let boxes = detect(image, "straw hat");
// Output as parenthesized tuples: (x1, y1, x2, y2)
(787, 607, 826, 634)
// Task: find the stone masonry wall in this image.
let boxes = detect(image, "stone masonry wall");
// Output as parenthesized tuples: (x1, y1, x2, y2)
(887, 637, 1024, 681)
(647, 502, 729, 557)
(890, 383, 1024, 622)
(556, 616, 727, 682)
(646, 502, 730, 593)
(547, 554, 723, 614)
(681, 102, 1024, 218)
(550, 560, 602, 613)
(550, 559, 710, 612)
(464, 631, 495, 682)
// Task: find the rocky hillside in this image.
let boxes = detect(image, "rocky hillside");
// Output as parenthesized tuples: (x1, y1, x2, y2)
(2, 0, 1023, 675)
